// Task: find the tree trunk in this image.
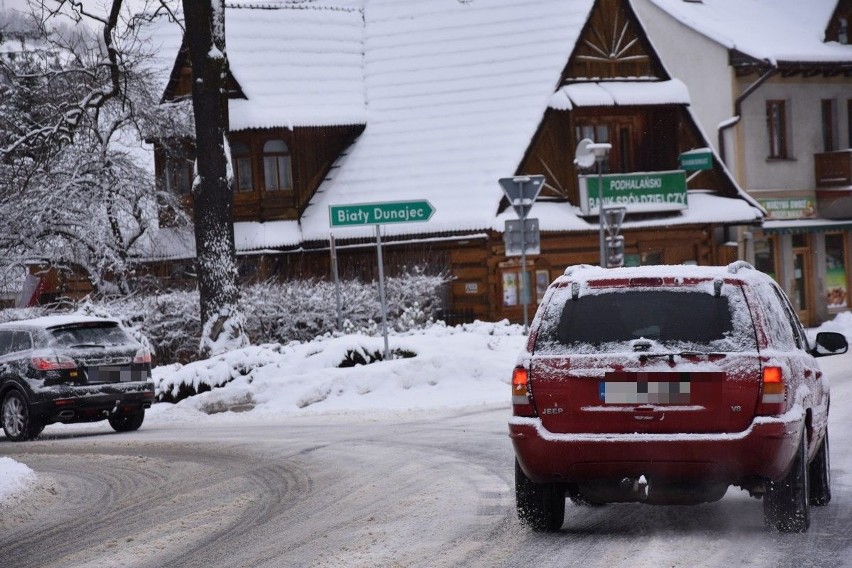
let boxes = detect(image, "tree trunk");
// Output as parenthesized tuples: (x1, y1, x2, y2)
(182, 0, 248, 356)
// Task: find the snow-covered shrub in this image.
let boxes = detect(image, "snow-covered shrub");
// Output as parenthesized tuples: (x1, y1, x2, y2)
(0, 271, 450, 365)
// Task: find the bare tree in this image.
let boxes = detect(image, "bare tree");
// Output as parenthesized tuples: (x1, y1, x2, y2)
(0, 1, 248, 355)
(180, 0, 246, 356)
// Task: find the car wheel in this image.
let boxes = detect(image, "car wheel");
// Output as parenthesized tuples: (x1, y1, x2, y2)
(108, 410, 145, 433)
(515, 459, 565, 532)
(764, 429, 810, 532)
(808, 428, 831, 506)
(2, 390, 42, 442)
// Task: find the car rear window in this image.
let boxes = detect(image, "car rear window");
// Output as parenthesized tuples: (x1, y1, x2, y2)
(535, 286, 757, 354)
(49, 323, 133, 348)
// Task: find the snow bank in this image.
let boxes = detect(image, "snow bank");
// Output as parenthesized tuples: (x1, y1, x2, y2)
(0, 457, 36, 503)
(152, 320, 527, 417)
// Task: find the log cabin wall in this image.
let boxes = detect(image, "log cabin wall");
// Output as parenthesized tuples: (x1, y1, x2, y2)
(152, 124, 363, 224)
(487, 226, 720, 322)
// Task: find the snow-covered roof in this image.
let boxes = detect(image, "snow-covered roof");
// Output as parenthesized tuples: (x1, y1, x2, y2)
(226, 4, 367, 130)
(135, 220, 301, 260)
(645, 0, 852, 66)
(299, 0, 597, 241)
(550, 79, 690, 110)
(497, 191, 762, 233)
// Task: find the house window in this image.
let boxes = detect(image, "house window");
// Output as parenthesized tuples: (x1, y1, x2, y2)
(232, 141, 253, 192)
(766, 100, 788, 159)
(847, 99, 852, 148)
(574, 119, 638, 174)
(822, 99, 837, 152)
(262, 139, 292, 191)
(164, 157, 193, 196)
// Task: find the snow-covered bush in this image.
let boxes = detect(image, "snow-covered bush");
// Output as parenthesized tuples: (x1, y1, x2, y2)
(0, 272, 450, 365)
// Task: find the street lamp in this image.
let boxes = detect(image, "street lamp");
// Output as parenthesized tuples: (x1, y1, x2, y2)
(589, 143, 612, 268)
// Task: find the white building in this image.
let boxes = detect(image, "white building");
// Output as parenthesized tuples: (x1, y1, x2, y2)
(635, 0, 852, 325)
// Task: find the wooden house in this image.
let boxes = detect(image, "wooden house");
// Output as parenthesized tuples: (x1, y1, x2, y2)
(141, 0, 763, 324)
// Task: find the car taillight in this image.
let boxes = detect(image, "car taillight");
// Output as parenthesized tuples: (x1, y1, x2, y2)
(512, 367, 536, 417)
(757, 366, 785, 415)
(31, 354, 77, 371)
(134, 348, 152, 364)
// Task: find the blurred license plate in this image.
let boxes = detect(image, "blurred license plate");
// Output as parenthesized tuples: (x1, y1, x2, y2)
(89, 366, 142, 383)
(599, 379, 691, 404)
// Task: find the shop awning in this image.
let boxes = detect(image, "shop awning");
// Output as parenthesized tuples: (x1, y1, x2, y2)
(761, 218, 852, 234)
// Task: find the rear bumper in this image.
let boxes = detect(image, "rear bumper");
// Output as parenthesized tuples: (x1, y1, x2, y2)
(509, 414, 803, 485)
(30, 384, 155, 424)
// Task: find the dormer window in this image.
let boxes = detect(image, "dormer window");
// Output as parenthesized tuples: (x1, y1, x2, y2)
(262, 139, 292, 191)
(232, 141, 253, 192)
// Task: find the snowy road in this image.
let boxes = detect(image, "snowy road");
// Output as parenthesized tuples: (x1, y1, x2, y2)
(3, 354, 852, 567)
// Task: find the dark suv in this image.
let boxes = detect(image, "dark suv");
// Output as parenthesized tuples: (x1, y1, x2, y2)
(510, 262, 847, 533)
(0, 315, 154, 441)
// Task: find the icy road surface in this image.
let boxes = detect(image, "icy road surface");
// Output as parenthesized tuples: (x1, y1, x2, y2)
(2, 355, 852, 567)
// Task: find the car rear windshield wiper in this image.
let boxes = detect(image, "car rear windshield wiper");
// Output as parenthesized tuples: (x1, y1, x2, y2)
(68, 343, 106, 349)
(638, 351, 727, 363)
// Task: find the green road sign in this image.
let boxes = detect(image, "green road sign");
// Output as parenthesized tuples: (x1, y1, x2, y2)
(329, 200, 436, 227)
(579, 170, 688, 215)
(678, 148, 713, 171)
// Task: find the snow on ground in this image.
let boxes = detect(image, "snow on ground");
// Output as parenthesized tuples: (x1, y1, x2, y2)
(153, 320, 525, 420)
(0, 457, 36, 502)
(2, 314, 852, 502)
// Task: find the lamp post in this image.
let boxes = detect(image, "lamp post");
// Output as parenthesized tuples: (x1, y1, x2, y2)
(590, 143, 612, 268)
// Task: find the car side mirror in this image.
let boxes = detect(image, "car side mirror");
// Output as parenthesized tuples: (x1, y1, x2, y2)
(813, 331, 849, 357)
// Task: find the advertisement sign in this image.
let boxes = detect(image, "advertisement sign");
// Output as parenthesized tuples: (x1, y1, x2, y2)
(757, 197, 816, 220)
(579, 171, 688, 215)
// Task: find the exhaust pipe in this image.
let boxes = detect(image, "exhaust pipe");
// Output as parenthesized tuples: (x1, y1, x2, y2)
(57, 409, 75, 420)
(620, 475, 650, 501)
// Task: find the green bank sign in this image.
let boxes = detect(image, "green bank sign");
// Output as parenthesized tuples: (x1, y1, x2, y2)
(579, 170, 688, 215)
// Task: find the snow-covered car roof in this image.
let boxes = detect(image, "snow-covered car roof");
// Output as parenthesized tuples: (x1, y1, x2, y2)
(556, 261, 770, 286)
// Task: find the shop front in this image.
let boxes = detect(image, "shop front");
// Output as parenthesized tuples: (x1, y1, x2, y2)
(750, 209, 852, 326)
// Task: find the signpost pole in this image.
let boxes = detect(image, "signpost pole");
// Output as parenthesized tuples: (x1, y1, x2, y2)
(375, 225, 390, 360)
(519, 182, 529, 333)
(598, 162, 606, 268)
(329, 199, 435, 361)
(330, 234, 343, 331)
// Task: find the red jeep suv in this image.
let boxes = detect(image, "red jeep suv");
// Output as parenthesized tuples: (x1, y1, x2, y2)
(509, 262, 847, 533)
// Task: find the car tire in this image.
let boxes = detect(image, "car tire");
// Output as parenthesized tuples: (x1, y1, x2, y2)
(808, 428, 831, 506)
(2, 390, 43, 442)
(763, 429, 810, 532)
(108, 410, 145, 433)
(515, 459, 565, 532)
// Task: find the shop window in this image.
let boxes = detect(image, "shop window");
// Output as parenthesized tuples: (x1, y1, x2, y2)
(232, 141, 253, 192)
(825, 233, 848, 308)
(754, 236, 777, 281)
(262, 139, 293, 191)
(766, 100, 789, 159)
(502, 268, 547, 307)
(792, 233, 807, 248)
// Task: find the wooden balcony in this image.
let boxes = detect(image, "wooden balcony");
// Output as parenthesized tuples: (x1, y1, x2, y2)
(815, 150, 852, 187)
